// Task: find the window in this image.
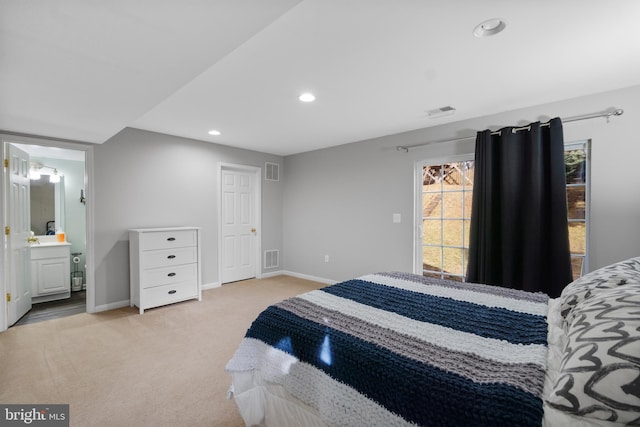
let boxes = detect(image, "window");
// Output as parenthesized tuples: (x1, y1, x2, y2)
(420, 159, 475, 282)
(417, 140, 589, 282)
(565, 141, 589, 279)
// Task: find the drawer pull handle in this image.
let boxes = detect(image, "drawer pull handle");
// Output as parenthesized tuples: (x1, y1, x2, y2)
(167, 255, 176, 259)
(167, 237, 176, 241)
(168, 290, 177, 294)
(168, 272, 176, 277)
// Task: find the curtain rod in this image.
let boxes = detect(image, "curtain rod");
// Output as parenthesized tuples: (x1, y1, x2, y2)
(396, 108, 624, 153)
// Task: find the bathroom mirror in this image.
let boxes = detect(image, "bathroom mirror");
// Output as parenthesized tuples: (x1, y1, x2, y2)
(30, 176, 65, 236)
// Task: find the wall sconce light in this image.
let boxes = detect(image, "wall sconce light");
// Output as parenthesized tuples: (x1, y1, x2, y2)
(49, 169, 60, 183)
(29, 167, 41, 180)
(29, 162, 63, 182)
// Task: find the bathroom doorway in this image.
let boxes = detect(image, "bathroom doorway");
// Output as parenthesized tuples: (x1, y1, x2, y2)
(1, 134, 93, 329)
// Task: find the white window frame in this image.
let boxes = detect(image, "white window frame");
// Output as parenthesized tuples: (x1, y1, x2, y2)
(413, 154, 473, 277)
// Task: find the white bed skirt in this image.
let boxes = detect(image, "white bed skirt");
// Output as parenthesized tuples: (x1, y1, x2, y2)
(229, 370, 327, 427)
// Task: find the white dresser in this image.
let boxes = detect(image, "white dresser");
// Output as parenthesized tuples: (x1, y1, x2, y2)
(129, 227, 201, 314)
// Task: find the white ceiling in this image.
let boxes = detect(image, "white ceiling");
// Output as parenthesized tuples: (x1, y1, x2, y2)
(2, 1, 640, 156)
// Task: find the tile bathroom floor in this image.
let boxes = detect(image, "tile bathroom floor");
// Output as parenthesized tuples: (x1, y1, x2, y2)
(14, 290, 86, 326)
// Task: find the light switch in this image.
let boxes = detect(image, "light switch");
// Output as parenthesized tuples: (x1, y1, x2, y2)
(393, 213, 401, 223)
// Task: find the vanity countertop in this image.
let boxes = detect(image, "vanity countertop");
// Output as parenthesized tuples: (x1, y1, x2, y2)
(30, 235, 71, 247)
(31, 241, 72, 247)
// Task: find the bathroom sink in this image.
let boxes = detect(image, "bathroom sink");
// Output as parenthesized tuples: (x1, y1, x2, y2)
(30, 235, 71, 246)
(31, 241, 72, 247)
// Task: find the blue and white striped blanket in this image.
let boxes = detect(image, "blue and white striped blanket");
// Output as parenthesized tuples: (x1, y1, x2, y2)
(226, 272, 549, 426)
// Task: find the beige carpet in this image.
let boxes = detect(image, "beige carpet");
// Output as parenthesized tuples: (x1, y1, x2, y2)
(0, 275, 326, 427)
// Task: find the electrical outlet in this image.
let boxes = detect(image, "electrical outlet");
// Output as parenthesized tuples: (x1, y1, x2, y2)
(324, 255, 329, 263)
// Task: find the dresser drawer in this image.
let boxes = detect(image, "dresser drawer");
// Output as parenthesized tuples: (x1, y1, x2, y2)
(141, 229, 197, 250)
(143, 263, 197, 288)
(143, 246, 197, 269)
(141, 280, 198, 310)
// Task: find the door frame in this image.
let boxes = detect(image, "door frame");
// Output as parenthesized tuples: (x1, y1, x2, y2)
(0, 133, 95, 332)
(217, 162, 261, 285)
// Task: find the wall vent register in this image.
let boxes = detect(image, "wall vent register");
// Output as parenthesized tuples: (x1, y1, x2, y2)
(264, 249, 279, 269)
(265, 162, 280, 181)
(129, 227, 202, 314)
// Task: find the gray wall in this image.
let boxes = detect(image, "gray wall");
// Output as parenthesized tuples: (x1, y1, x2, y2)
(283, 85, 640, 282)
(93, 128, 283, 307)
(26, 84, 640, 308)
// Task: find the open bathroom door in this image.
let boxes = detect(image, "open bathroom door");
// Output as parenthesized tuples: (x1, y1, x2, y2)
(6, 143, 32, 325)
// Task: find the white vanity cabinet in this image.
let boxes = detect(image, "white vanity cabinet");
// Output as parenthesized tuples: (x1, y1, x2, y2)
(129, 227, 202, 314)
(31, 243, 71, 303)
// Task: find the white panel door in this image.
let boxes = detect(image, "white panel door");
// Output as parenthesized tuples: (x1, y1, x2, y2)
(221, 169, 256, 283)
(7, 144, 32, 325)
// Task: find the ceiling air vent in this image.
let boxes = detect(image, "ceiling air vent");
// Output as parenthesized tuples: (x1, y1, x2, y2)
(427, 106, 456, 119)
(264, 249, 279, 269)
(265, 162, 280, 181)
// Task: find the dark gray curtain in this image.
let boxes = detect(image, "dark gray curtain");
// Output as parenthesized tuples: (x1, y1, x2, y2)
(466, 117, 573, 297)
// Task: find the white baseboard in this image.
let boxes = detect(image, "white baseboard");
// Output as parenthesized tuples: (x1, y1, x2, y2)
(90, 273, 334, 314)
(260, 270, 286, 279)
(202, 282, 221, 290)
(277, 270, 337, 285)
(212, 271, 333, 285)
(93, 299, 130, 313)
(92, 274, 334, 313)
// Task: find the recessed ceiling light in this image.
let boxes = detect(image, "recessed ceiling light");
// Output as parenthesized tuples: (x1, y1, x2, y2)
(298, 93, 316, 103)
(208, 129, 221, 136)
(473, 18, 507, 38)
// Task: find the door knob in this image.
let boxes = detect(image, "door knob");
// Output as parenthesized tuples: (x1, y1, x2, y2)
(251, 228, 256, 233)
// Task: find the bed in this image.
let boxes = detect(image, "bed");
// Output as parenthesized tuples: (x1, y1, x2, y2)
(226, 257, 640, 426)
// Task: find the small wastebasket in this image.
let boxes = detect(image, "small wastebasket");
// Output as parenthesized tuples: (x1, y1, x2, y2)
(71, 252, 84, 291)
